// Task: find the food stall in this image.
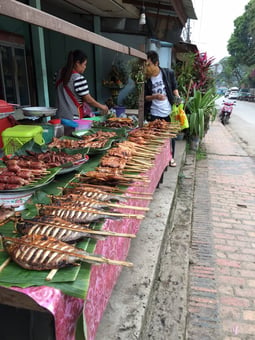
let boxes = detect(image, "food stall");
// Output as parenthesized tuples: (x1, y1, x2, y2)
(0, 1, 181, 337)
(0, 115, 179, 339)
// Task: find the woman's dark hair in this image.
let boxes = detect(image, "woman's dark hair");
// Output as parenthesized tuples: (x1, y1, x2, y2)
(146, 50, 159, 65)
(61, 50, 87, 85)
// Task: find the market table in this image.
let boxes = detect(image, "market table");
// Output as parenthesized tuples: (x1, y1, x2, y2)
(0, 139, 171, 340)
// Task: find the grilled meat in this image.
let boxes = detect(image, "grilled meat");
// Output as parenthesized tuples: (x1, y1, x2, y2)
(81, 171, 133, 185)
(100, 156, 127, 169)
(107, 147, 132, 159)
(95, 166, 123, 176)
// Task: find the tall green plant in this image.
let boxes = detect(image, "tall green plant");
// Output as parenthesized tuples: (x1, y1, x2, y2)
(186, 88, 219, 139)
(175, 52, 216, 97)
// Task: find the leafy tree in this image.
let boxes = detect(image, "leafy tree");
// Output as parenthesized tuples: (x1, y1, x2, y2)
(228, 0, 255, 66)
(216, 57, 248, 88)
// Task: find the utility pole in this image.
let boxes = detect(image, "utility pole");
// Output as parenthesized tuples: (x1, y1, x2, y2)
(186, 19, 191, 43)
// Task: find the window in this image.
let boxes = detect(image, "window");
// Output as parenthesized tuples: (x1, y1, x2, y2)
(0, 37, 30, 105)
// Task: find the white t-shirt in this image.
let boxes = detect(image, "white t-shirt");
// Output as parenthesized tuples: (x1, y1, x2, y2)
(150, 71, 171, 118)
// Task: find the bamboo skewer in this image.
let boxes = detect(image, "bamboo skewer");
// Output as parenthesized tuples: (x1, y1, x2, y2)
(124, 166, 147, 171)
(46, 269, 58, 281)
(3, 236, 133, 268)
(121, 174, 149, 179)
(130, 144, 158, 152)
(125, 165, 151, 171)
(127, 159, 153, 167)
(0, 257, 11, 272)
(132, 151, 155, 158)
(123, 169, 149, 173)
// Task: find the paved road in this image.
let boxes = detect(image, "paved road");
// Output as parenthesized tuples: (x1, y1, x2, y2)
(217, 98, 255, 157)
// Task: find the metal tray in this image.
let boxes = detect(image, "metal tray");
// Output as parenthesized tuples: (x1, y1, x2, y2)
(22, 107, 57, 117)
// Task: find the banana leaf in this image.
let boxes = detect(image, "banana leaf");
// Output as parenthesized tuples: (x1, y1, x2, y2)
(12, 139, 48, 156)
(63, 131, 125, 155)
(72, 127, 127, 139)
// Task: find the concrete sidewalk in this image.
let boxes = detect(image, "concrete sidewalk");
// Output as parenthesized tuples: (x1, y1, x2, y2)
(186, 121, 255, 339)
(96, 139, 187, 340)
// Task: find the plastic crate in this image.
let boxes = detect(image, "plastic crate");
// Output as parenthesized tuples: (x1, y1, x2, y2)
(2, 125, 44, 155)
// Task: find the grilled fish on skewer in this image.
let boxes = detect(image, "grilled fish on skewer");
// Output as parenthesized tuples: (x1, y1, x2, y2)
(64, 185, 126, 202)
(38, 205, 144, 222)
(16, 218, 102, 242)
(65, 183, 153, 200)
(38, 205, 120, 223)
(2, 234, 133, 270)
(16, 217, 136, 241)
(51, 195, 149, 211)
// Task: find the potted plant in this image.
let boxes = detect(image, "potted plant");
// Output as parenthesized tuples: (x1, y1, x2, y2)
(103, 60, 129, 105)
(185, 88, 219, 149)
(123, 58, 145, 109)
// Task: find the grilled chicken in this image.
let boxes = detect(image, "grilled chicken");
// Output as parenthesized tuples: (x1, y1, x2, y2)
(2, 234, 133, 270)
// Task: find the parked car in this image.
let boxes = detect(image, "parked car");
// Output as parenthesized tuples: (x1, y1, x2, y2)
(224, 90, 230, 97)
(238, 89, 251, 100)
(228, 91, 239, 99)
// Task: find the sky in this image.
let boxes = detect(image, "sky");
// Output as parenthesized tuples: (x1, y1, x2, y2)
(189, 0, 250, 62)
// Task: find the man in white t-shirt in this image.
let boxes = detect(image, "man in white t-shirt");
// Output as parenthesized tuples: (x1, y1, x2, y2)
(144, 50, 180, 167)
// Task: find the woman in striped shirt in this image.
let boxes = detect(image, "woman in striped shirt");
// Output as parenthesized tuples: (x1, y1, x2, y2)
(55, 50, 108, 120)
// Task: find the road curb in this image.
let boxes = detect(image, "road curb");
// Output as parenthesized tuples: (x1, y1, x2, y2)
(140, 150, 197, 339)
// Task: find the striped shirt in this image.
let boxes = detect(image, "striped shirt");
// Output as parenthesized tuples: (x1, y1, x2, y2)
(55, 71, 90, 120)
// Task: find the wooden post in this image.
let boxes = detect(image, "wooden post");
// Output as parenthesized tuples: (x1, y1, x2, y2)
(138, 83, 144, 128)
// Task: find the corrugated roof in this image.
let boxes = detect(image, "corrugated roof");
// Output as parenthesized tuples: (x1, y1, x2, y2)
(182, 0, 197, 20)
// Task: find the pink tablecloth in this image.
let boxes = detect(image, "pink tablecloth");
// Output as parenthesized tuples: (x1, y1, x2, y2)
(10, 140, 171, 340)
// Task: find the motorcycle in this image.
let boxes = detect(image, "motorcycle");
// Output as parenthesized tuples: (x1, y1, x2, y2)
(219, 100, 236, 125)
